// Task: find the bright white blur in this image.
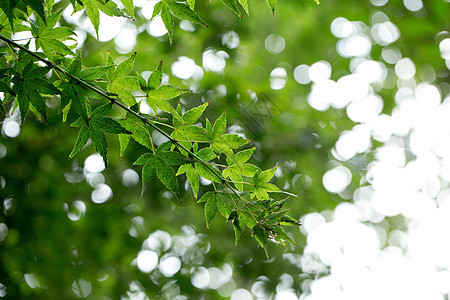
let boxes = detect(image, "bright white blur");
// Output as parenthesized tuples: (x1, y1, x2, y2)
(1, 2, 445, 299)
(297, 12, 450, 300)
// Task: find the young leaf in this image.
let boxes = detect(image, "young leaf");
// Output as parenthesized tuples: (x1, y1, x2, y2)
(79, 66, 109, 81)
(83, 0, 125, 38)
(118, 133, 131, 158)
(253, 225, 269, 257)
(258, 165, 278, 184)
(68, 52, 83, 76)
(235, 147, 255, 164)
(266, 0, 276, 15)
(212, 111, 227, 138)
(89, 125, 108, 169)
(221, 0, 242, 18)
(92, 117, 131, 134)
(161, 3, 174, 45)
(12, 62, 59, 124)
(187, 0, 195, 10)
(158, 151, 190, 166)
(118, 114, 153, 149)
(154, 156, 181, 200)
(270, 225, 297, 246)
(240, 210, 258, 228)
(26, 88, 47, 123)
(216, 194, 234, 218)
(165, 0, 208, 27)
(182, 102, 209, 125)
(279, 215, 301, 226)
(120, 0, 135, 19)
(250, 166, 279, 200)
(151, 1, 163, 19)
(146, 85, 190, 102)
(60, 83, 89, 124)
(69, 127, 90, 158)
(177, 164, 200, 198)
(233, 216, 244, 245)
(143, 61, 189, 120)
(24, 0, 46, 22)
(203, 192, 217, 228)
(32, 9, 76, 59)
(197, 190, 213, 203)
(196, 147, 216, 162)
(106, 53, 140, 106)
(220, 134, 250, 148)
(195, 162, 221, 183)
(238, 0, 249, 15)
(91, 103, 112, 117)
(147, 60, 163, 90)
(185, 164, 199, 198)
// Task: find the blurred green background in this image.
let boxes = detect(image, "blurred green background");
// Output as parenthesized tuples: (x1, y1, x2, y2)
(0, 0, 449, 298)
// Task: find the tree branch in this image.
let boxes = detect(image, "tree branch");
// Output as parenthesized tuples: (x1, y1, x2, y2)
(0, 33, 251, 209)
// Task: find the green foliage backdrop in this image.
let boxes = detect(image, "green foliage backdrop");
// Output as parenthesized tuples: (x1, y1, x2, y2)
(0, 0, 449, 298)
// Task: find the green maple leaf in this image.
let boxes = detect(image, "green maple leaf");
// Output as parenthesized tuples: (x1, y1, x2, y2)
(154, 0, 207, 45)
(117, 108, 169, 157)
(119, 0, 135, 19)
(11, 61, 59, 125)
(221, 0, 242, 18)
(83, 0, 125, 38)
(118, 113, 153, 153)
(222, 147, 258, 190)
(206, 112, 251, 156)
(31, 9, 76, 60)
(177, 163, 199, 198)
(0, 9, 30, 34)
(249, 165, 282, 200)
(69, 103, 131, 168)
(140, 61, 190, 121)
(252, 224, 269, 257)
(171, 125, 208, 153)
(133, 146, 182, 199)
(169, 102, 210, 153)
(228, 211, 244, 245)
(59, 82, 90, 124)
(197, 191, 234, 228)
(59, 53, 108, 123)
(238, 0, 249, 15)
(106, 52, 140, 106)
(266, 0, 276, 15)
(0, 0, 45, 31)
(186, 0, 195, 10)
(176, 144, 216, 198)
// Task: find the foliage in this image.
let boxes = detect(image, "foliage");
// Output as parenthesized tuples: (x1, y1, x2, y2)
(1, 0, 447, 298)
(0, 0, 303, 257)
